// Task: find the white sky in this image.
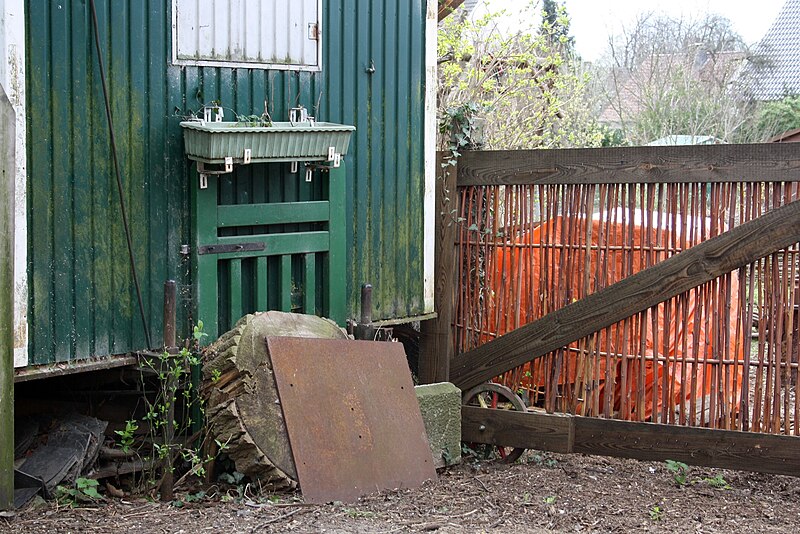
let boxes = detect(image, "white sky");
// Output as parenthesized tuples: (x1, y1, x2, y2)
(478, 0, 787, 61)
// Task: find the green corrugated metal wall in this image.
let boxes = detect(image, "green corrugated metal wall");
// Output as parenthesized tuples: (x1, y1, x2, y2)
(25, 0, 427, 365)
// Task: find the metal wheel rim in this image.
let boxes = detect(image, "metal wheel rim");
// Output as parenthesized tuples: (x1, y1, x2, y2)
(462, 382, 527, 463)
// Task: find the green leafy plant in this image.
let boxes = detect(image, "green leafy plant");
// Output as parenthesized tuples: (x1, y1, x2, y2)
(528, 452, 558, 468)
(543, 495, 557, 504)
(211, 368, 222, 383)
(193, 320, 208, 343)
(437, 2, 603, 150)
(218, 470, 246, 486)
(440, 101, 482, 161)
(126, 320, 227, 495)
(172, 490, 207, 508)
(649, 505, 664, 521)
(115, 419, 138, 454)
(237, 114, 272, 127)
(55, 478, 103, 506)
(703, 474, 731, 490)
(664, 460, 690, 486)
(344, 508, 376, 519)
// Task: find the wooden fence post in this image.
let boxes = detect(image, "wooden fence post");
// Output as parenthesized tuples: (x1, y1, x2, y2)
(0, 84, 16, 510)
(419, 154, 457, 384)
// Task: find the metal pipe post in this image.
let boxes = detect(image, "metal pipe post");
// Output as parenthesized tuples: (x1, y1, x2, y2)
(355, 284, 375, 340)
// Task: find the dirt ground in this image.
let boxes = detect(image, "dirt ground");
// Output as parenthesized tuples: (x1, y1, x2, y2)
(4, 450, 800, 534)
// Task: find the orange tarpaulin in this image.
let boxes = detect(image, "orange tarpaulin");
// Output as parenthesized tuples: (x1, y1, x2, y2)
(483, 211, 745, 421)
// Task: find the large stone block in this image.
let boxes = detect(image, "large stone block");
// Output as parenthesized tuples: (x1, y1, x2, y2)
(415, 382, 461, 468)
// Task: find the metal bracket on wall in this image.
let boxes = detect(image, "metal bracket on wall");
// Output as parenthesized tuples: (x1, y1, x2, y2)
(197, 159, 235, 189)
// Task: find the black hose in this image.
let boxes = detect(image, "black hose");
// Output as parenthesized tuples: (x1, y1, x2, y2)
(89, 0, 152, 349)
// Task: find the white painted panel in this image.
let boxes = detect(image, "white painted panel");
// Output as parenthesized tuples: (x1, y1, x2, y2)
(0, 0, 27, 367)
(174, 0, 321, 70)
(424, 0, 436, 313)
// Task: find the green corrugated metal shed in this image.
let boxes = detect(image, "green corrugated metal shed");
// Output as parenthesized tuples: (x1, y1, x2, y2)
(24, 0, 430, 365)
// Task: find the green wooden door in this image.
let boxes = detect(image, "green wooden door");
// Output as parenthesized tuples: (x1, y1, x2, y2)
(191, 162, 347, 340)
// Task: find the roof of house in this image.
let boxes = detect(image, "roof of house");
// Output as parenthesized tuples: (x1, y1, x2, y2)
(768, 126, 800, 142)
(438, 0, 466, 20)
(647, 135, 724, 146)
(438, 0, 480, 21)
(751, 0, 800, 100)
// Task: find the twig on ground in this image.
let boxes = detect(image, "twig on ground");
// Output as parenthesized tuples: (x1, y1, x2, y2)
(244, 500, 317, 509)
(250, 508, 302, 531)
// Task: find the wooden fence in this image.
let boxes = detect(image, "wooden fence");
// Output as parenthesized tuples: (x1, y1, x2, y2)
(423, 144, 800, 440)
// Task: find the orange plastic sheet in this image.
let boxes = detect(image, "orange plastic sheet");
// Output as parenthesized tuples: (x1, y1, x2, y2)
(482, 211, 745, 422)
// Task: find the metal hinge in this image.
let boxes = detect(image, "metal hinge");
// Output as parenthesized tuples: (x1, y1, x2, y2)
(308, 22, 320, 41)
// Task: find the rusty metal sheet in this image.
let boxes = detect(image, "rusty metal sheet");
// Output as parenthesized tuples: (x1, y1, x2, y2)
(267, 336, 436, 503)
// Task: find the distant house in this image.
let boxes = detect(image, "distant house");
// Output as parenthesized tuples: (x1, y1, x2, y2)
(599, 52, 747, 128)
(647, 135, 724, 146)
(749, 0, 800, 100)
(598, 51, 747, 136)
(768, 127, 800, 142)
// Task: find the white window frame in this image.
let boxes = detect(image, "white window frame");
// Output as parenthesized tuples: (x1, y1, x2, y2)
(171, 0, 323, 72)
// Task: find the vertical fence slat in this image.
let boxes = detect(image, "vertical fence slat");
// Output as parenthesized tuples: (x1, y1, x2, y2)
(255, 256, 268, 311)
(304, 252, 316, 314)
(280, 255, 292, 312)
(228, 259, 243, 324)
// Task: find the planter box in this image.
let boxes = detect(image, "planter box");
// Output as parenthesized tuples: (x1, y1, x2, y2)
(180, 121, 356, 164)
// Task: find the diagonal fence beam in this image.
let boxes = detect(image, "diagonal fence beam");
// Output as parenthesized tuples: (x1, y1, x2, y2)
(451, 198, 800, 391)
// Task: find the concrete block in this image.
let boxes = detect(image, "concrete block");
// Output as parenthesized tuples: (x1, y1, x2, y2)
(415, 382, 461, 468)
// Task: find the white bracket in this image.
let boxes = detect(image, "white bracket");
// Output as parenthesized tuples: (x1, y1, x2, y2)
(305, 167, 313, 182)
(333, 153, 341, 168)
(327, 146, 336, 161)
(243, 149, 252, 164)
(196, 159, 236, 190)
(291, 161, 299, 174)
(203, 105, 224, 123)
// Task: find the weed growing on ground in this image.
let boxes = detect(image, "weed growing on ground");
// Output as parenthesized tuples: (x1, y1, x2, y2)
(702, 474, 731, 489)
(664, 460, 731, 490)
(115, 419, 138, 454)
(664, 460, 690, 486)
(55, 478, 103, 506)
(649, 504, 664, 521)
